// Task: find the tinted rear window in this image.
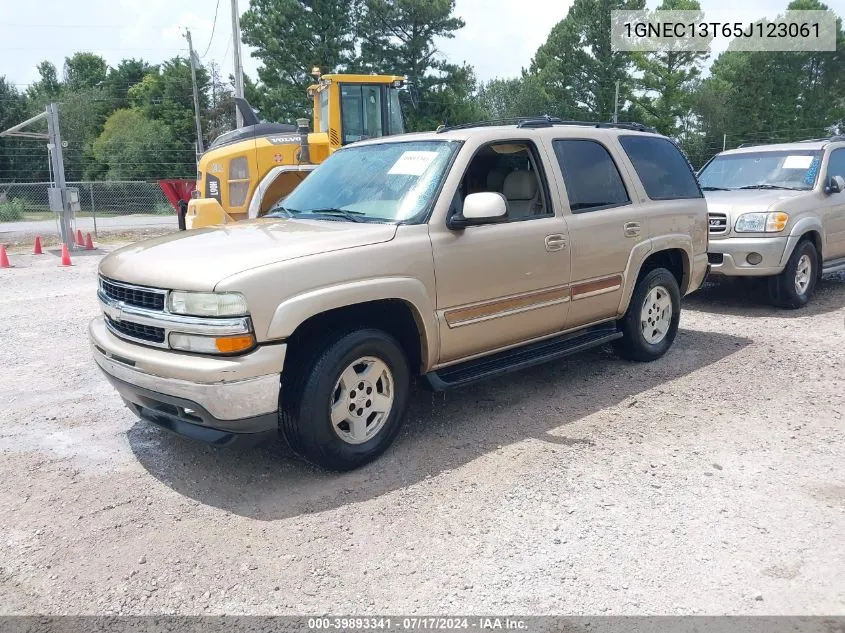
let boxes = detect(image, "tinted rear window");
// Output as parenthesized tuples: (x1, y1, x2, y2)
(618, 135, 702, 200)
(552, 139, 630, 213)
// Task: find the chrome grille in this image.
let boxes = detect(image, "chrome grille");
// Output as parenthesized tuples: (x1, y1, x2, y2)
(105, 316, 165, 344)
(708, 213, 728, 234)
(99, 277, 166, 311)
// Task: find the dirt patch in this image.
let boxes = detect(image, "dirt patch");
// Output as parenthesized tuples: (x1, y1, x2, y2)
(0, 251, 843, 615)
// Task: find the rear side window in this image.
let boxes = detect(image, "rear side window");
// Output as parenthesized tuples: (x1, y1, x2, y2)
(618, 135, 702, 200)
(552, 139, 630, 213)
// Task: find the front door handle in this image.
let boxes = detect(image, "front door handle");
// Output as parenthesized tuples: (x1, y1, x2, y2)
(545, 234, 567, 251)
(623, 221, 641, 237)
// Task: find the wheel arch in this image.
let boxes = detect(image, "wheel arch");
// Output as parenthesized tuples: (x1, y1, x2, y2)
(617, 237, 692, 316)
(268, 279, 437, 375)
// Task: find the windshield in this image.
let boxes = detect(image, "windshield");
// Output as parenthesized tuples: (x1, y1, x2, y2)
(698, 150, 822, 191)
(266, 140, 460, 223)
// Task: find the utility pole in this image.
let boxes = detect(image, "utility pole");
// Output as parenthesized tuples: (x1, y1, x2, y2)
(723, 133, 727, 151)
(46, 104, 73, 250)
(231, 0, 245, 128)
(184, 29, 205, 154)
(613, 80, 620, 123)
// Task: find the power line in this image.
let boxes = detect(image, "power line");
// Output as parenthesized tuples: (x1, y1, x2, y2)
(202, 0, 222, 59)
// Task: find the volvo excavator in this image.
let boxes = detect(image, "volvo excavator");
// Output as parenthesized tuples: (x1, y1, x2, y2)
(184, 69, 408, 229)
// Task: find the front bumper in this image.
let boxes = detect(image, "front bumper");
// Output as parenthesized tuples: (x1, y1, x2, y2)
(89, 316, 285, 446)
(707, 236, 788, 277)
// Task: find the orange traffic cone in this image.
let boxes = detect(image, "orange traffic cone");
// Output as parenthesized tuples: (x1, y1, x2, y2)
(76, 229, 84, 246)
(60, 243, 72, 266)
(33, 235, 43, 254)
(84, 232, 94, 250)
(0, 245, 10, 268)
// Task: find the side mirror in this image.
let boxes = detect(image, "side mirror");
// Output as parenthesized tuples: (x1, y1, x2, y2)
(447, 192, 508, 229)
(824, 175, 845, 194)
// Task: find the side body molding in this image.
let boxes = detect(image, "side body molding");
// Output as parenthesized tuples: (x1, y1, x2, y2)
(266, 277, 439, 370)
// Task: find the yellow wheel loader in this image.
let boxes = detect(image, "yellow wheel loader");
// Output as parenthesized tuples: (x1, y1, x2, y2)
(185, 71, 407, 229)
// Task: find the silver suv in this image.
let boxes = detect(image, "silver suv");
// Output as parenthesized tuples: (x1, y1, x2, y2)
(698, 136, 845, 308)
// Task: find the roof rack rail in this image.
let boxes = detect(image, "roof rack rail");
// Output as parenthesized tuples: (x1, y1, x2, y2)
(435, 116, 657, 134)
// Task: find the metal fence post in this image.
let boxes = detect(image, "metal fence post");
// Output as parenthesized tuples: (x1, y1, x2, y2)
(89, 183, 98, 238)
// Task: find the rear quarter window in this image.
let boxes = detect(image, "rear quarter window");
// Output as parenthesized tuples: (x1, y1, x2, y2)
(618, 135, 703, 200)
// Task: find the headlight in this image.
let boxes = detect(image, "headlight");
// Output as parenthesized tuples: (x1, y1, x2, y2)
(169, 332, 256, 355)
(167, 291, 249, 317)
(734, 212, 789, 233)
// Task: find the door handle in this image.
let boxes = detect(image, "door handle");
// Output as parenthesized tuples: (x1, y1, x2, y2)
(545, 234, 567, 251)
(623, 221, 641, 237)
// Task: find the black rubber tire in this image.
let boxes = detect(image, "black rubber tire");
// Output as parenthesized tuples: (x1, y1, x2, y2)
(767, 239, 819, 309)
(279, 328, 410, 471)
(613, 267, 681, 362)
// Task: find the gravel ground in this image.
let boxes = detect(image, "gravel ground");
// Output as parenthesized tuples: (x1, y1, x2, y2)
(0, 244, 843, 616)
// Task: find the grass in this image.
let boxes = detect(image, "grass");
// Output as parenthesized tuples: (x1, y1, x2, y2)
(0, 199, 25, 222)
(10, 211, 166, 222)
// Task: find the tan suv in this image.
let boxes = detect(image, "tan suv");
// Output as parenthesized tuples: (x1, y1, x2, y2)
(698, 136, 845, 307)
(89, 118, 709, 470)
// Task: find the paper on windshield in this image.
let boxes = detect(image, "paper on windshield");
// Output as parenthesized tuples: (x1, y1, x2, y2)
(783, 155, 813, 169)
(388, 151, 439, 176)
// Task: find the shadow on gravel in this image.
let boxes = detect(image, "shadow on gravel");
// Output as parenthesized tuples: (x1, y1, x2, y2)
(129, 327, 751, 520)
(684, 272, 845, 318)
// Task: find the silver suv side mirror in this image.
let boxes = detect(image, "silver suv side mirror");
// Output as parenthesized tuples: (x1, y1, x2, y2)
(824, 175, 845, 195)
(447, 192, 508, 229)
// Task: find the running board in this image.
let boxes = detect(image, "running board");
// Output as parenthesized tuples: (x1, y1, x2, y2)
(424, 324, 622, 391)
(822, 258, 845, 275)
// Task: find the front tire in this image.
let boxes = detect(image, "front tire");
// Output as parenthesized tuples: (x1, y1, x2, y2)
(280, 328, 410, 471)
(767, 239, 818, 309)
(613, 268, 681, 362)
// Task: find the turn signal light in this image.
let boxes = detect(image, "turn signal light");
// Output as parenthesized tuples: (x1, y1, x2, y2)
(215, 334, 256, 354)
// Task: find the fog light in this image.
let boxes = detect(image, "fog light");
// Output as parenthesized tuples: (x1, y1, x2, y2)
(746, 252, 763, 265)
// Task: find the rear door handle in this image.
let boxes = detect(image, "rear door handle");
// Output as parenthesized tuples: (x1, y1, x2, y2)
(623, 221, 641, 237)
(545, 234, 567, 251)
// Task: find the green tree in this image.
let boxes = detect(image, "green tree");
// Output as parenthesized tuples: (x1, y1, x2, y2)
(631, 0, 708, 137)
(240, 0, 360, 122)
(477, 73, 551, 119)
(103, 58, 156, 110)
(358, 0, 474, 130)
(63, 52, 108, 91)
(92, 108, 181, 179)
(0, 77, 46, 183)
(25, 61, 61, 105)
(530, 0, 644, 120)
(693, 0, 845, 158)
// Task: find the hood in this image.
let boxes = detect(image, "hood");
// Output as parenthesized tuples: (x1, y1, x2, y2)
(704, 189, 804, 218)
(99, 218, 398, 291)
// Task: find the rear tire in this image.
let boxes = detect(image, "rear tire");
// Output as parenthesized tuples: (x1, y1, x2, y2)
(613, 268, 681, 362)
(767, 239, 818, 309)
(279, 328, 410, 471)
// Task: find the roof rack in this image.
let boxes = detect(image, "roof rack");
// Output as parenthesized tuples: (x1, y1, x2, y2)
(435, 116, 657, 134)
(735, 134, 845, 149)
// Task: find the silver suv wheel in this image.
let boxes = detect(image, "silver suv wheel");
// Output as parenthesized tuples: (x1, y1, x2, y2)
(640, 285, 673, 345)
(794, 254, 812, 295)
(330, 356, 394, 445)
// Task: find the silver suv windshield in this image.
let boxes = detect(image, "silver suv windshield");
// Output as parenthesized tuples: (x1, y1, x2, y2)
(698, 149, 822, 191)
(266, 140, 459, 223)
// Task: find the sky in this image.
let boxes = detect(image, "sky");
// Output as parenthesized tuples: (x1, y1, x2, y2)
(1, 0, 843, 92)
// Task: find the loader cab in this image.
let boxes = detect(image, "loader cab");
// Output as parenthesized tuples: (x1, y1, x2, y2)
(309, 73, 407, 151)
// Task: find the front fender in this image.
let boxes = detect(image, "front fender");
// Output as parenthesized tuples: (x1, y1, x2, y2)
(780, 217, 825, 265)
(266, 277, 439, 371)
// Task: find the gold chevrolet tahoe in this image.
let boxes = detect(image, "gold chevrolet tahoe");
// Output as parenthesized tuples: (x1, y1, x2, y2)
(698, 136, 845, 308)
(89, 118, 709, 471)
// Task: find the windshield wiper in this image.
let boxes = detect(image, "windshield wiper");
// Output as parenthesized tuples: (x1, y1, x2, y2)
(701, 186, 732, 191)
(263, 205, 295, 218)
(297, 207, 368, 223)
(738, 184, 800, 190)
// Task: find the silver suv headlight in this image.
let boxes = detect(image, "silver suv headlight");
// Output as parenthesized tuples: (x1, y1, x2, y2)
(167, 291, 249, 317)
(734, 212, 789, 233)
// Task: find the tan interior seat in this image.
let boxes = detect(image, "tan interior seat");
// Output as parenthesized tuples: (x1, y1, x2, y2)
(502, 171, 541, 218)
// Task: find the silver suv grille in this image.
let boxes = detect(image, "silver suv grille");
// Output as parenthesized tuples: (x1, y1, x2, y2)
(99, 276, 166, 312)
(708, 213, 728, 234)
